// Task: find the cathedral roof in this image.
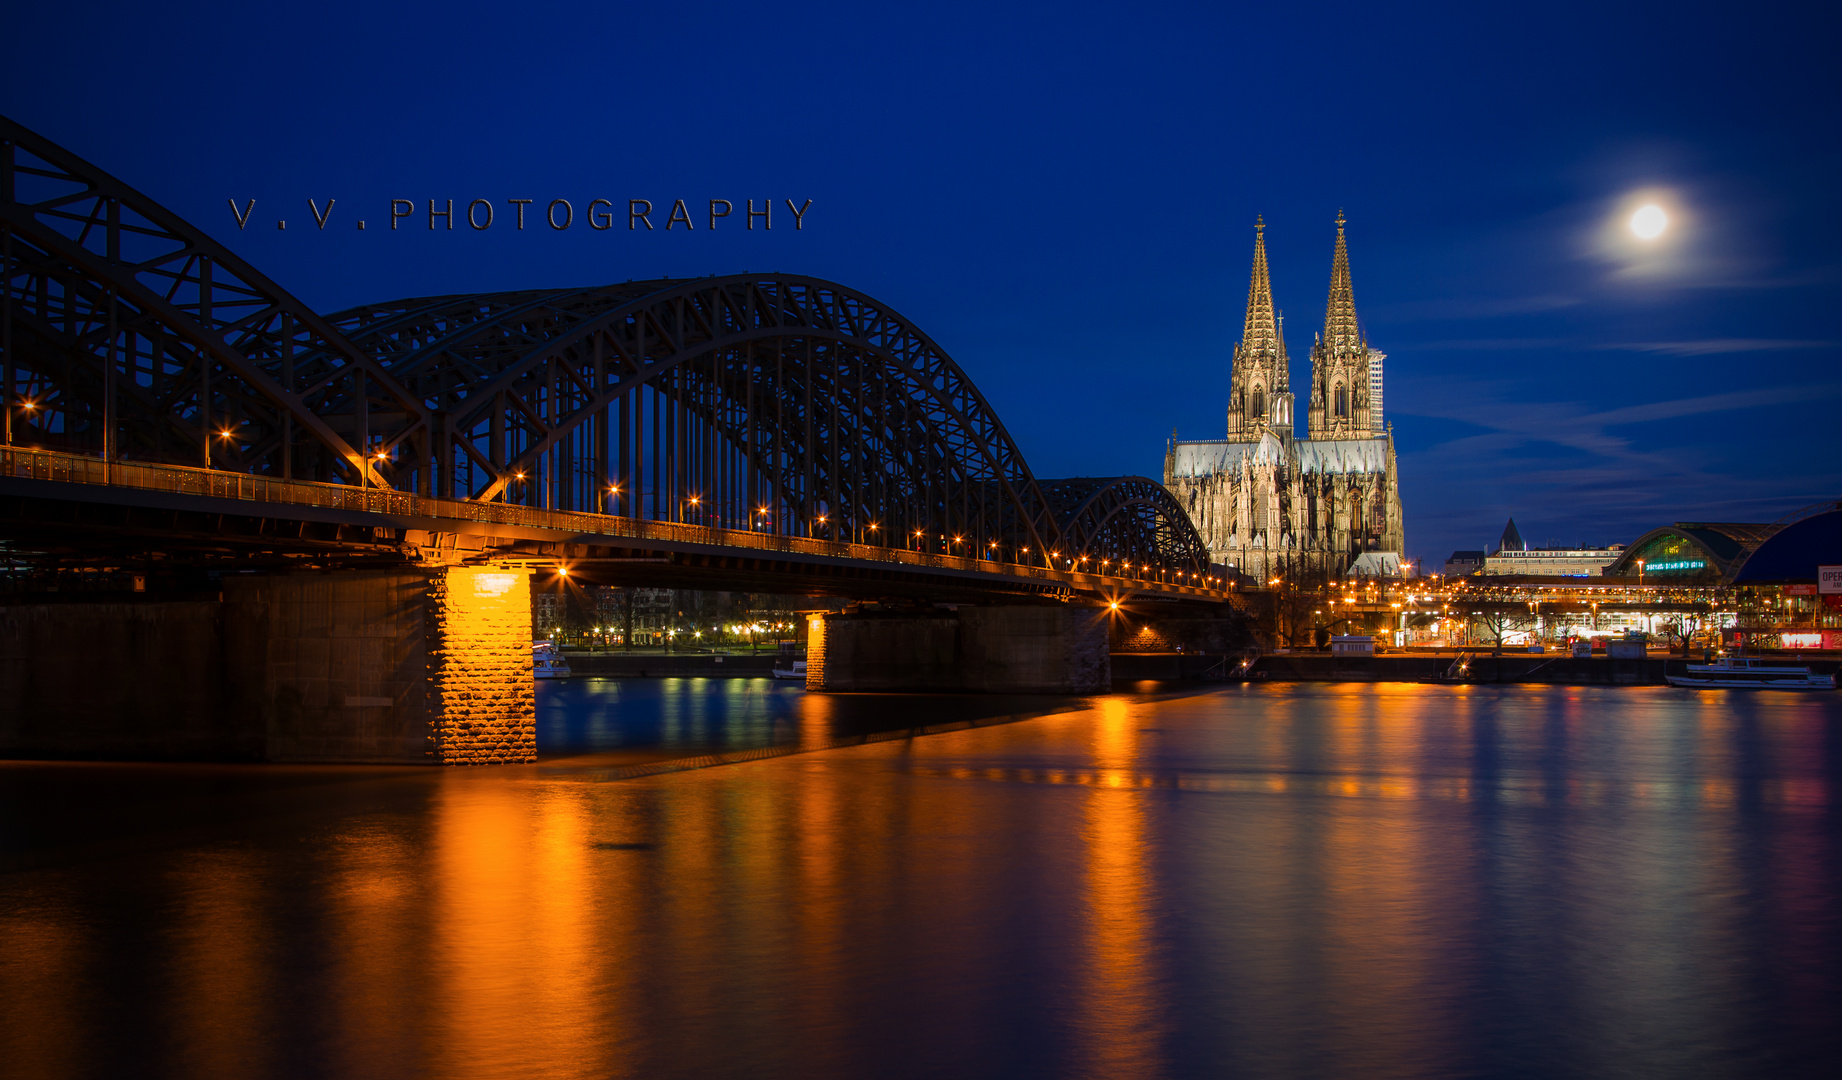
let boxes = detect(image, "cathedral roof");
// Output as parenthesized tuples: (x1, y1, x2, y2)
(1168, 434, 1390, 477)
(1168, 432, 1289, 476)
(1296, 438, 1390, 475)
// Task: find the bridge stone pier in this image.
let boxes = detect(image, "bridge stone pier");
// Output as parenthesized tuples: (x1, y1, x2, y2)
(805, 606, 1110, 693)
(0, 567, 536, 764)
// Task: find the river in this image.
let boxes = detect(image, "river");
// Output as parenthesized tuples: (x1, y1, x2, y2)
(3, 680, 1838, 1078)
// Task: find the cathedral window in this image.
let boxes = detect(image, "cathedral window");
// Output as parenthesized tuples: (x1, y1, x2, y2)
(1334, 383, 1348, 418)
(1250, 386, 1264, 421)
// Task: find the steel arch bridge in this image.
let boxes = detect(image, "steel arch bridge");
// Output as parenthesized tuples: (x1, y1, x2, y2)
(0, 115, 1213, 580)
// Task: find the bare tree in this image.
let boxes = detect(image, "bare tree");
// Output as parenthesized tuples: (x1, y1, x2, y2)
(606, 587, 637, 651)
(1471, 608, 1533, 655)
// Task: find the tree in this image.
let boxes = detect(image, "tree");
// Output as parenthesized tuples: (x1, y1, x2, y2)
(1266, 563, 1334, 649)
(604, 587, 637, 651)
(1471, 608, 1533, 654)
(1658, 620, 1694, 657)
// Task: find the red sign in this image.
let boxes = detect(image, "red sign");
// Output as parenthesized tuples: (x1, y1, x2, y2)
(1786, 584, 1818, 596)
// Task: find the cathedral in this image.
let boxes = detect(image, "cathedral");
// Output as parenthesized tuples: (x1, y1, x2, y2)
(1163, 214, 1405, 582)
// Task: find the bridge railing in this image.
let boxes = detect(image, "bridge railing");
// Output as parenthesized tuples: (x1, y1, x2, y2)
(1, 448, 1229, 599)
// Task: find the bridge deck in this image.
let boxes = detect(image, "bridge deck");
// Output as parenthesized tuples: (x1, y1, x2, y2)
(1, 448, 1232, 604)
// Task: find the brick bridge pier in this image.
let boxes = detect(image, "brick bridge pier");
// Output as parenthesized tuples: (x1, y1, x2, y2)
(0, 567, 536, 764)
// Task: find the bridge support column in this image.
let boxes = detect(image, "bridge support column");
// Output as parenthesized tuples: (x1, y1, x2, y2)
(233, 566, 534, 764)
(805, 606, 1109, 693)
(0, 567, 535, 764)
(425, 567, 537, 764)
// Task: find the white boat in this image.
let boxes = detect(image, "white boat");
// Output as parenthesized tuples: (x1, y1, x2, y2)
(533, 641, 572, 680)
(1666, 656, 1834, 690)
(771, 659, 807, 681)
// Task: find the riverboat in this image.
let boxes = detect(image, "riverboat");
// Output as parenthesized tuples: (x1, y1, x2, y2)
(533, 641, 572, 680)
(771, 659, 808, 682)
(1666, 657, 1834, 691)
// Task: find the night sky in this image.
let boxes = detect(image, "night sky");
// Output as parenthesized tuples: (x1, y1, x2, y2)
(5, 1, 1837, 565)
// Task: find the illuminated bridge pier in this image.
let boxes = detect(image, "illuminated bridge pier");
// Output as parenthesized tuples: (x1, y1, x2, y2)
(0, 116, 1233, 762)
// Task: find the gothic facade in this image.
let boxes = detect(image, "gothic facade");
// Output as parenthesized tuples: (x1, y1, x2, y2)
(1162, 215, 1405, 581)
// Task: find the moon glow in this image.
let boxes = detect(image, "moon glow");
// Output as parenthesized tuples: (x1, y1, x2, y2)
(1630, 204, 1668, 239)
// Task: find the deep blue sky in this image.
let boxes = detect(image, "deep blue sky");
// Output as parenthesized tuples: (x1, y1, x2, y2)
(5, 1, 1838, 563)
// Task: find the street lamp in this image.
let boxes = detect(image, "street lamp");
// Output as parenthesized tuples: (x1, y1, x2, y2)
(5, 396, 39, 450)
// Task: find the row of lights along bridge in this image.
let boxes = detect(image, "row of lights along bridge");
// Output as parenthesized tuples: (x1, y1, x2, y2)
(10, 409, 1224, 592)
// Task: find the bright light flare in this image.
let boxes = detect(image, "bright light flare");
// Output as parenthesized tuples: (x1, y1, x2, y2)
(1630, 204, 1667, 239)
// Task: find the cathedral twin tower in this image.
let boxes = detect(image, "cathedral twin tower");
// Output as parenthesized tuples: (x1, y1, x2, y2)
(1164, 215, 1405, 582)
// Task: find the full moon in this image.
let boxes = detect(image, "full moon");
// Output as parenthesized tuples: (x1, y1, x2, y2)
(1630, 204, 1668, 239)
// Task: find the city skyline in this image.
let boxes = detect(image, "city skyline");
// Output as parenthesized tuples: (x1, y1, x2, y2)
(2, 1, 1836, 566)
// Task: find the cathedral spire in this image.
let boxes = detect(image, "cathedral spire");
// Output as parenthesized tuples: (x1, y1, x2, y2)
(1306, 211, 1376, 439)
(1322, 209, 1362, 354)
(1227, 216, 1294, 440)
(1241, 217, 1282, 362)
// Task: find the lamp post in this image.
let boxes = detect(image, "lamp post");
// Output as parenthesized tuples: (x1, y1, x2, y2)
(5, 395, 37, 452)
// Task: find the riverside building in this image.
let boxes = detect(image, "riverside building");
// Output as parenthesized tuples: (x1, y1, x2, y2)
(1480, 518, 1624, 577)
(1164, 215, 1404, 582)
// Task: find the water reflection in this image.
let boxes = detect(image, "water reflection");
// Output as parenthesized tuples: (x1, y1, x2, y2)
(1, 684, 1838, 1079)
(534, 676, 1090, 762)
(1077, 698, 1163, 1077)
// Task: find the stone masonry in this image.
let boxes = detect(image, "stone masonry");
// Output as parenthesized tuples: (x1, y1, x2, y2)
(425, 567, 537, 764)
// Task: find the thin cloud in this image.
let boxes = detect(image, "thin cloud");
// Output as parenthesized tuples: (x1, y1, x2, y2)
(1394, 376, 1842, 557)
(1372, 295, 1581, 321)
(1396, 338, 1569, 351)
(1596, 339, 1839, 356)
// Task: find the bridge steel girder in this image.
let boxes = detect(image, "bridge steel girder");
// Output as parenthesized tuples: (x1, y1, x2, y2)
(0, 114, 424, 486)
(0, 115, 1219, 576)
(1041, 476, 1214, 576)
(313, 275, 1075, 559)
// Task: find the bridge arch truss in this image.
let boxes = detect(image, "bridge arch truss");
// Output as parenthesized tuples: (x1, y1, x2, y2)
(2, 115, 1213, 576)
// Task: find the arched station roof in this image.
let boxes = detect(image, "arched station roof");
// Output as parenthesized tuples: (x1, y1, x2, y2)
(1730, 506, 1842, 584)
(1603, 522, 1780, 583)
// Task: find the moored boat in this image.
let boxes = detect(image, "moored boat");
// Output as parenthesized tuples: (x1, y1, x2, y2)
(771, 659, 808, 682)
(1666, 656, 1834, 690)
(533, 641, 572, 680)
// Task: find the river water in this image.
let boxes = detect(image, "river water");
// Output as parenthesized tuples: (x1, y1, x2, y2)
(2, 680, 1838, 1079)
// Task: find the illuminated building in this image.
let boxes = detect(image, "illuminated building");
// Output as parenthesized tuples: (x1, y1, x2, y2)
(1443, 550, 1485, 576)
(1424, 502, 1842, 651)
(1478, 517, 1624, 577)
(1164, 214, 1404, 580)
